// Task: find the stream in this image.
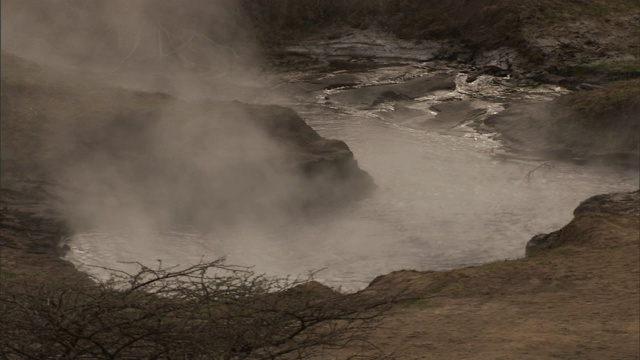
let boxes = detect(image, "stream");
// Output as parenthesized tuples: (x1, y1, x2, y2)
(65, 58, 639, 291)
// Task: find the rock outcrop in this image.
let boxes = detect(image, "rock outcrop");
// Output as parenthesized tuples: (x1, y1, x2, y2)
(526, 189, 639, 256)
(0, 51, 374, 275)
(480, 79, 640, 169)
(573, 190, 640, 217)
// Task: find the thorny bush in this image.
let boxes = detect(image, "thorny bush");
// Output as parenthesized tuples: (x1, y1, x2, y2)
(0, 259, 393, 359)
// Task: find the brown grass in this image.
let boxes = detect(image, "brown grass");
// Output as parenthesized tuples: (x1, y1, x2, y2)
(555, 79, 640, 129)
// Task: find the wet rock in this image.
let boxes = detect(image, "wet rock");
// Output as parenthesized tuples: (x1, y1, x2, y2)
(525, 232, 563, 257)
(371, 91, 413, 106)
(378, 104, 426, 121)
(478, 94, 639, 168)
(193, 100, 376, 210)
(524, 71, 567, 85)
(330, 74, 456, 108)
(3, 52, 376, 233)
(310, 73, 361, 90)
(474, 47, 521, 72)
(386, 74, 457, 98)
(283, 28, 446, 62)
(466, 66, 511, 83)
(425, 101, 486, 133)
(479, 101, 561, 156)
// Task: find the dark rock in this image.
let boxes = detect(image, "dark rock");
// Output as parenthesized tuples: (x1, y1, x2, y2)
(476, 97, 640, 168)
(2, 52, 375, 234)
(386, 74, 457, 98)
(557, 77, 582, 90)
(574, 190, 640, 217)
(525, 232, 562, 257)
(310, 73, 361, 90)
(526, 189, 639, 257)
(466, 66, 511, 83)
(378, 104, 426, 121)
(371, 91, 413, 106)
(472, 47, 522, 75)
(576, 82, 602, 91)
(287, 280, 339, 299)
(424, 101, 486, 133)
(330, 74, 456, 108)
(524, 71, 568, 85)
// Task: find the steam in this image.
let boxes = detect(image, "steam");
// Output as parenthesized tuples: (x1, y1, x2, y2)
(1, 1, 325, 250)
(6, 1, 637, 290)
(1, 0, 268, 99)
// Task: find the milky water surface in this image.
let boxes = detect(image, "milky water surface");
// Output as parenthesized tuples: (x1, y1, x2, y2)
(66, 64, 639, 290)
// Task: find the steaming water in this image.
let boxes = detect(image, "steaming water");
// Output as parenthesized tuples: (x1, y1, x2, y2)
(66, 64, 639, 290)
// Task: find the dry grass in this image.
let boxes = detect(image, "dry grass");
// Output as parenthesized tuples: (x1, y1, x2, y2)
(555, 79, 640, 128)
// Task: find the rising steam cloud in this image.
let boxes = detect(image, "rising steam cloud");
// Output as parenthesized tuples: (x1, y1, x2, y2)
(1, 0, 323, 241)
(1, 0, 266, 98)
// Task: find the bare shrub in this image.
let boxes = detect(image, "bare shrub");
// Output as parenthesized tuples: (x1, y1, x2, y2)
(0, 260, 392, 359)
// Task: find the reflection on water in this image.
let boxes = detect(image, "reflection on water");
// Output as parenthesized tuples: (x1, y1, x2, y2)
(66, 64, 639, 291)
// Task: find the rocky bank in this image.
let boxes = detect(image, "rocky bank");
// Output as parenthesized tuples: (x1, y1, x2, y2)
(0, 51, 373, 277)
(330, 188, 639, 359)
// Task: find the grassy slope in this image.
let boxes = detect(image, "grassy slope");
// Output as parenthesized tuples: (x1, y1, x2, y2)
(550, 79, 640, 157)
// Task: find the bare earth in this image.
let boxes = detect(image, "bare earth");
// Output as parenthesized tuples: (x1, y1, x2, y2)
(330, 212, 639, 359)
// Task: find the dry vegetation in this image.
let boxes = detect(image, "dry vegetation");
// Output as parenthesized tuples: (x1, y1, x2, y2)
(0, 50, 384, 359)
(1, 260, 392, 359)
(549, 79, 640, 156)
(556, 79, 640, 125)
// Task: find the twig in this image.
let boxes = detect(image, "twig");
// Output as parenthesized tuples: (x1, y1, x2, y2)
(525, 162, 551, 183)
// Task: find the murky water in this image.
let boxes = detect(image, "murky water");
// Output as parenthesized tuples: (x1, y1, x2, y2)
(66, 62, 639, 290)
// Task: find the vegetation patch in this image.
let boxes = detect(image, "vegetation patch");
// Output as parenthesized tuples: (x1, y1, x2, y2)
(562, 59, 640, 80)
(481, 78, 639, 166)
(554, 79, 640, 132)
(0, 260, 392, 359)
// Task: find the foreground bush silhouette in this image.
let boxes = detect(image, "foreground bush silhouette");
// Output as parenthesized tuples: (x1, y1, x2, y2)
(0, 259, 391, 359)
